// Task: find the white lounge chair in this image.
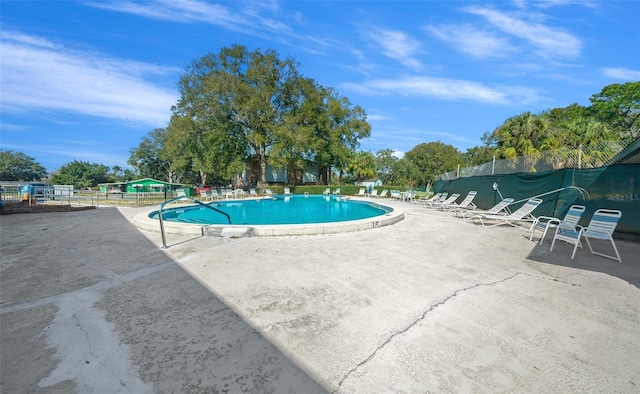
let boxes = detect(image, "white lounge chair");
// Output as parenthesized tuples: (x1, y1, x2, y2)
(369, 189, 378, 198)
(530, 205, 585, 245)
(322, 188, 330, 195)
(332, 188, 341, 195)
(377, 189, 388, 198)
(471, 198, 542, 230)
(176, 188, 186, 197)
(422, 192, 447, 208)
(431, 193, 460, 210)
(448, 191, 477, 216)
(390, 190, 402, 200)
(419, 192, 441, 205)
(550, 209, 622, 262)
(249, 188, 258, 197)
(356, 188, 366, 197)
(284, 187, 292, 195)
(466, 197, 514, 219)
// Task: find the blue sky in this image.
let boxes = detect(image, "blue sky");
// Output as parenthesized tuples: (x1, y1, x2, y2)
(1, 0, 639, 174)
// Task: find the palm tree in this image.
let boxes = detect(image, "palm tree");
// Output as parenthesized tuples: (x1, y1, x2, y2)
(495, 112, 547, 171)
(112, 165, 123, 180)
(346, 151, 376, 185)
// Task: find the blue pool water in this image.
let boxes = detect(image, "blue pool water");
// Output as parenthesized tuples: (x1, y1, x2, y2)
(151, 195, 393, 225)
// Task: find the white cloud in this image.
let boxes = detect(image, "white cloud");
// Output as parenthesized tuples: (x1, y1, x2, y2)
(462, 6, 582, 59)
(392, 150, 404, 159)
(364, 28, 422, 70)
(366, 114, 392, 122)
(87, 0, 291, 35)
(342, 76, 542, 105)
(0, 30, 177, 127)
(534, 0, 600, 10)
(426, 24, 513, 59)
(601, 67, 640, 81)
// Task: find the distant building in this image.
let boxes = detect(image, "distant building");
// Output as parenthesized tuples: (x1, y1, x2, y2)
(359, 178, 383, 191)
(99, 178, 183, 194)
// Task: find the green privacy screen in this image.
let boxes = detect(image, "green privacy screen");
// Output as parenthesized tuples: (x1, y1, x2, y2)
(434, 164, 640, 236)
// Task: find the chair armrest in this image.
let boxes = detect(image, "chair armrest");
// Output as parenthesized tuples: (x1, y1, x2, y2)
(535, 216, 560, 224)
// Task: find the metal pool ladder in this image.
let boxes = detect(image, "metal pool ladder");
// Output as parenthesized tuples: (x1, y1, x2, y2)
(158, 196, 231, 248)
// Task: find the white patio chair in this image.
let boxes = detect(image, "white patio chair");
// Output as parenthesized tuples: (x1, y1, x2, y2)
(209, 190, 222, 200)
(471, 198, 542, 230)
(377, 189, 388, 198)
(356, 188, 366, 197)
(530, 205, 585, 245)
(332, 188, 341, 195)
(322, 188, 330, 195)
(284, 187, 292, 195)
(369, 189, 378, 198)
(550, 209, 622, 262)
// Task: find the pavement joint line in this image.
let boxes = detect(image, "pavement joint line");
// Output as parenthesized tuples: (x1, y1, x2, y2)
(331, 272, 525, 393)
(0, 262, 174, 315)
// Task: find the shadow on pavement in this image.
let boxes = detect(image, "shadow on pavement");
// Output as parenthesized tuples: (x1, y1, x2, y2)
(526, 235, 640, 289)
(0, 208, 326, 393)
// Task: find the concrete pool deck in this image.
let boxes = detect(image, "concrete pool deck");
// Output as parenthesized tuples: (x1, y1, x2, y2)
(1, 199, 639, 392)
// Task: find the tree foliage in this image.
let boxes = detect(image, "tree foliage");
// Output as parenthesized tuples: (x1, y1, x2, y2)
(51, 160, 110, 188)
(375, 149, 399, 184)
(171, 45, 370, 186)
(173, 45, 300, 185)
(0, 150, 47, 181)
(404, 141, 462, 185)
(128, 128, 174, 182)
(589, 81, 640, 140)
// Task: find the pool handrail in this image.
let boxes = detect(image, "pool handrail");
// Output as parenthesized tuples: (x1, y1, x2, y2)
(158, 196, 231, 248)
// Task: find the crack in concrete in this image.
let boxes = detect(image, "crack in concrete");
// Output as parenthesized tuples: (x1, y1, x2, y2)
(518, 271, 581, 287)
(332, 272, 532, 393)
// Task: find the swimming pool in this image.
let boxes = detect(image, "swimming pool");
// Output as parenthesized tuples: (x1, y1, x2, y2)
(150, 195, 393, 225)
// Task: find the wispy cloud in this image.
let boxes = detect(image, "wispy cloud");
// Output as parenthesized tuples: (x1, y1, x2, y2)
(0, 140, 131, 169)
(364, 28, 422, 70)
(342, 76, 542, 105)
(426, 24, 513, 59)
(0, 30, 177, 127)
(601, 67, 640, 81)
(462, 6, 582, 59)
(87, 0, 292, 35)
(534, 0, 600, 10)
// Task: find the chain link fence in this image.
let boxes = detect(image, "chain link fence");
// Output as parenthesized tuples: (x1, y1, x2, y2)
(439, 140, 631, 181)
